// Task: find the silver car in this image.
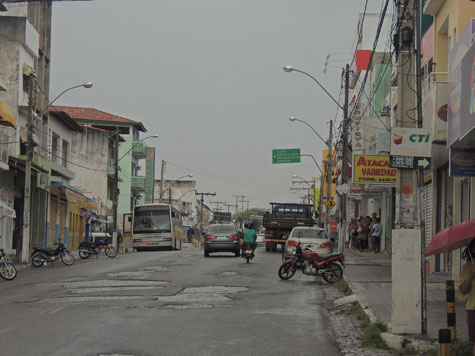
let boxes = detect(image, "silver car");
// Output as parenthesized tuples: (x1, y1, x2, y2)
(283, 226, 332, 260)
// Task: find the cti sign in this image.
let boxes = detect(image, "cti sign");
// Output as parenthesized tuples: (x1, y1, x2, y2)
(390, 128, 432, 157)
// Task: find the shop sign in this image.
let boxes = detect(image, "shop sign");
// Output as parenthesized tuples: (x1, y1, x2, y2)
(448, 19, 475, 146)
(330, 218, 338, 232)
(144, 147, 155, 203)
(348, 183, 380, 200)
(449, 148, 475, 176)
(460, 41, 475, 142)
(390, 128, 432, 157)
(353, 155, 397, 184)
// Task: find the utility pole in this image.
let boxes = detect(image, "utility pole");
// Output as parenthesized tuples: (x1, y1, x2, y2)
(210, 201, 227, 211)
(392, 0, 425, 335)
(159, 160, 165, 203)
(22, 74, 36, 264)
(112, 128, 119, 249)
(224, 203, 235, 213)
(415, 0, 427, 336)
(339, 64, 350, 253)
(326, 120, 333, 231)
(196, 192, 216, 231)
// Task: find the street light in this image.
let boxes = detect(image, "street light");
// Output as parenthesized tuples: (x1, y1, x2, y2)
(118, 133, 159, 162)
(22, 79, 93, 263)
(282, 65, 344, 111)
(289, 116, 328, 146)
(160, 174, 194, 203)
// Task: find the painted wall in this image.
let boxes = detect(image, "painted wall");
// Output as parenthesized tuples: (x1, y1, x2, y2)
(70, 128, 110, 218)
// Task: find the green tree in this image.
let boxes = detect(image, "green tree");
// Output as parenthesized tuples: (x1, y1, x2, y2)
(233, 208, 266, 231)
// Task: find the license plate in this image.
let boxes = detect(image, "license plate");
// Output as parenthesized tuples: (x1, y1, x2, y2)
(245, 250, 252, 253)
(217, 237, 228, 241)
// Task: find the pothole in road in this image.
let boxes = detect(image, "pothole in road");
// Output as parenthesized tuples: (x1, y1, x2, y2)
(37, 280, 170, 288)
(154, 286, 248, 303)
(140, 266, 169, 272)
(159, 303, 213, 309)
(38, 295, 151, 303)
(183, 286, 247, 294)
(219, 271, 237, 276)
(66, 286, 165, 294)
(105, 271, 151, 278)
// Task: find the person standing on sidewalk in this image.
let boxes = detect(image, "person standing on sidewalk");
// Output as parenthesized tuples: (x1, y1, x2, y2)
(370, 217, 382, 253)
(458, 238, 475, 355)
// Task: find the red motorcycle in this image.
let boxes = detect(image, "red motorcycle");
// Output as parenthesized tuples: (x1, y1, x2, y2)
(278, 242, 345, 284)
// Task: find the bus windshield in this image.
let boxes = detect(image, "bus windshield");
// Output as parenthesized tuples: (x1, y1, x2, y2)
(133, 205, 171, 234)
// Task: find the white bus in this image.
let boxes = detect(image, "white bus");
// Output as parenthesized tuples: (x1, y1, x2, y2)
(132, 203, 184, 251)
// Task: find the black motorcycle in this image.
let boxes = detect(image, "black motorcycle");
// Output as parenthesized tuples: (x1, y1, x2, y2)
(31, 239, 75, 267)
(78, 235, 117, 259)
(241, 242, 255, 264)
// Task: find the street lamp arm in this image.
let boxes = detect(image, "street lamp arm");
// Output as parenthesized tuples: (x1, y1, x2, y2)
(48, 83, 92, 108)
(290, 117, 328, 146)
(285, 67, 344, 111)
(118, 134, 159, 162)
(301, 154, 323, 175)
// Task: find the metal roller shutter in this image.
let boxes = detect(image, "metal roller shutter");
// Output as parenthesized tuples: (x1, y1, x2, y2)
(424, 183, 433, 248)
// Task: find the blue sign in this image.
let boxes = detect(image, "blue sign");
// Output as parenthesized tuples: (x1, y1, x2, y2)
(449, 148, 475, 176)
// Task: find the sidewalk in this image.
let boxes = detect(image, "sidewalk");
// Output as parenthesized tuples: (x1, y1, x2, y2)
(343, 248, 468, 341)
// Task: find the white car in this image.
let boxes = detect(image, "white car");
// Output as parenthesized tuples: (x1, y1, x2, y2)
(283, 226, 332, 259)
(256, 229, 265, 243)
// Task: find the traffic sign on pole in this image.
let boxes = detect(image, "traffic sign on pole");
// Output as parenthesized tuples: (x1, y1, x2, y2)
(272, 148, 301, 164)
(390, 155, 431, 169)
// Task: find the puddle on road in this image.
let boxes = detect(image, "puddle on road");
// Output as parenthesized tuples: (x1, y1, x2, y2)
(37, 280, 170, 288)
(219, 271, 237, 276)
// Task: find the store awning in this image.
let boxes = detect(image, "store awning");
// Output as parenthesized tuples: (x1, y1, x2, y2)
(0, 99, 16, 128)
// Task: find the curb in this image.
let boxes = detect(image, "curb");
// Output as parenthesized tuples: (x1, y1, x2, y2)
(343, 273, 437, 352)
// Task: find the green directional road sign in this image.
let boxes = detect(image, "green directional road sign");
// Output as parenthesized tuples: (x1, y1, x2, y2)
(272, 148, 301, 164)
(390, 155, 431, 169)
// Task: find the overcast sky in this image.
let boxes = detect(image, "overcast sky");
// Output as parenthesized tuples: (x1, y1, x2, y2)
(50, 0, 385, 210)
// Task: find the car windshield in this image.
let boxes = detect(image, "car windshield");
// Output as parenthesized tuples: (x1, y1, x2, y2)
(292, 229, 327, 239)
(208, 225, 236, 234)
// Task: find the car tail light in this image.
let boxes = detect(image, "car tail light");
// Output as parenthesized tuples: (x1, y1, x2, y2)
(297, 222, 304, 225)
(140, 243, 148, 246)
(230, 234, 238, 240)
(208, 235, 215, 240)
(288, 240, 297, 247)
(320, 242, 332, 249)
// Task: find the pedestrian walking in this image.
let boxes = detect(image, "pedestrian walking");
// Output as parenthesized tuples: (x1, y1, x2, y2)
(458, 239, 475, 356)
(357, 217, 369, 252)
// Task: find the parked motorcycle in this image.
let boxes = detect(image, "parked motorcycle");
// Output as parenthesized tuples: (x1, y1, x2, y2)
(278, 242, 344, 284)
(0, 248, 17, 281)
(241, 243, 254, 264)
(78, 235, 117, 259)
(31, 239, 75, 267)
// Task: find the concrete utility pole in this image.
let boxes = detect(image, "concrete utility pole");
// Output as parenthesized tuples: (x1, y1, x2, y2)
(339, 64, 350, 253)
(326, 120, 333, 231)
(112, 128, 120, 249)
(392, 0, 426, 335)
(22, 74, 36, 264)
(196, 192, 216, 231)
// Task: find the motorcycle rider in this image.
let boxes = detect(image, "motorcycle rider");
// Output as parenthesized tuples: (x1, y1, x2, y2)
(241, 223, 257, 257)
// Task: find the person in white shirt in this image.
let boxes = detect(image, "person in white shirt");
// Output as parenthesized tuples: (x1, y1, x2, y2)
(371, 217, 382, 253)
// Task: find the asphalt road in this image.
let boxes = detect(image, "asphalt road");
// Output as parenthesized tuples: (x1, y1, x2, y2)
(0, 244, 340, 356)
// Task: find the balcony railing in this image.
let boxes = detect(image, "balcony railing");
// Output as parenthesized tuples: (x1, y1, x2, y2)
(131, 176, 145, 191)
(132, 141, 147, 159)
